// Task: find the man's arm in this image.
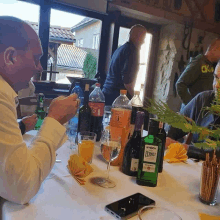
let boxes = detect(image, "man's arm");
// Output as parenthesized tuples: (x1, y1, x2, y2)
(19, 114, 38, 135)
(0, 94, 78, 204)
(121, 47, 139, 97)
(124, 82, 135, 97)
(176, 57, 202, 104)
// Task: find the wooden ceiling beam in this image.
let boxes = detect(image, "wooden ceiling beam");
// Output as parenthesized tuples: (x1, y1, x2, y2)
(192, 0, 207, 21)
(184, 0, 206, 21)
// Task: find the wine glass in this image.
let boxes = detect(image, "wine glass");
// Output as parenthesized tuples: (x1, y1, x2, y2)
(137, 206, 182, 220)
(94, 129, 121, 188)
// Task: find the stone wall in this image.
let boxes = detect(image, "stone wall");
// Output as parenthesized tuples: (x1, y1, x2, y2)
(153, 23, 219, 112)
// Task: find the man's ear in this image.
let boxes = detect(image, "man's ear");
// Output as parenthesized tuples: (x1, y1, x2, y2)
(4, 47, 17, 66)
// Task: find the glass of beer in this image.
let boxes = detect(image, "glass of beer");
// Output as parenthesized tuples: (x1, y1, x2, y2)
(78, 132, 97, 164)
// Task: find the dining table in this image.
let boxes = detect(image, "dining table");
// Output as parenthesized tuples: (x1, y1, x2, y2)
(2, 130, 220, 220)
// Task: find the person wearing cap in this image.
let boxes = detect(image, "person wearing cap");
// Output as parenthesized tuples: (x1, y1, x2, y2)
(0, 16, 79, 204)
(102, 24, 147, 105)
(176, 38, 220, 111)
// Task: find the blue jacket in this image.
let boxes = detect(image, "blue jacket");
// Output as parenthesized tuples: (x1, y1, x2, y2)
(167, 90, 220, 160)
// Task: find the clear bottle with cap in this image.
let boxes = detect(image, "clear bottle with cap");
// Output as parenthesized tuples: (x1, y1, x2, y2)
(112, 90, 131, 109)
(89, 83, 105, 141)
(129, 91, 143, 125)
(110, 90, 132, 128)
(68, 82, 84, 137)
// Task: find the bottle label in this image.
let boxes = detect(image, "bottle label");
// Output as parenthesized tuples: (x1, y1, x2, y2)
(110, 108, 131, 128)
(40, 102, 43, 108)
(142, 163, 156, 173)
(89, 102, 104, 117)
(130, 158, 139, 171)
(144, 145, 158, 163)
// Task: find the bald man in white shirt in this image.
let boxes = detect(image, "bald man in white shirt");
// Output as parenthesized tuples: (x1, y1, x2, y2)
(0, 16, 79, 204)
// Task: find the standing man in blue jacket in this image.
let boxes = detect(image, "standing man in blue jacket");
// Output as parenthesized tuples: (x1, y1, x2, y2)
(102, 24, 147, 105)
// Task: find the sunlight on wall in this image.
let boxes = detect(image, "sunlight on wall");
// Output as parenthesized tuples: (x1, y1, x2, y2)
(134, 33, 152, 102)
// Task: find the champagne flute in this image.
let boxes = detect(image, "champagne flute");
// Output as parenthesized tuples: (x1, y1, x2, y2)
(94, 129, 121, 188)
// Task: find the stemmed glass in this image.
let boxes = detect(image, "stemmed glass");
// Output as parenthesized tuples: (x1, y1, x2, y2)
(94, 129, 121, 188)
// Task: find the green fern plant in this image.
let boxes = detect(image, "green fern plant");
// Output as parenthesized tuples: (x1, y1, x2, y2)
(145, 89, 220, 150)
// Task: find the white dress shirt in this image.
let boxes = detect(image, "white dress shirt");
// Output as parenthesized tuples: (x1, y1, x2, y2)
(0, 75, 67, 204)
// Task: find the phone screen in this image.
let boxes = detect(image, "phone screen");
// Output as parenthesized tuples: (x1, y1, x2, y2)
(105, 193, 155, 219)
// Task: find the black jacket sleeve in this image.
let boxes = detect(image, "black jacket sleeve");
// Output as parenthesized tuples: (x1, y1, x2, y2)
(19, 121, 26, 135)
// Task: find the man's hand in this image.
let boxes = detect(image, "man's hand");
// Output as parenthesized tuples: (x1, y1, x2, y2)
(21, 114, 38, 132)
(165, 137, 189, 151)
(47, 93, 80, 125)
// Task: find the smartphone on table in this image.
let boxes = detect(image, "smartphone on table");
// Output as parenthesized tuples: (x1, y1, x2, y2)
(105, 193, 155, 220)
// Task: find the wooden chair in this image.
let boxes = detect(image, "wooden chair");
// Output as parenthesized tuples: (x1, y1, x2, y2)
(17, 96, 53, 118)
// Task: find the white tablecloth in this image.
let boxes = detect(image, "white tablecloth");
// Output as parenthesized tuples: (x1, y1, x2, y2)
(2, 130, 220, 220)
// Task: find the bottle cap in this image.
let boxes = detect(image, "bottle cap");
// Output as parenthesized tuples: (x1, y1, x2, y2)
(96, 83, 100, 87)
(120, 90, 127, 95)
(134, 91, 140, 95)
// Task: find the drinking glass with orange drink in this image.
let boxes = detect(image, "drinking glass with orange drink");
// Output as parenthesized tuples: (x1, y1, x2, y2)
(78, 132, 97, 164)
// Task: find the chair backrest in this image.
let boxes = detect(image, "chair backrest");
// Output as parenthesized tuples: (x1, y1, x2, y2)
(184, 132, 193, 145)
(17, 96, 53, 118)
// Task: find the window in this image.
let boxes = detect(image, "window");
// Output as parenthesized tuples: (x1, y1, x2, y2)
(92, 34, 99, 49)
(49, 9, 102, 84)
(78, 38, 84, 47)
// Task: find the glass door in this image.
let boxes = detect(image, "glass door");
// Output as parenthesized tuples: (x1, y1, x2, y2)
(118, 27, 152, 102)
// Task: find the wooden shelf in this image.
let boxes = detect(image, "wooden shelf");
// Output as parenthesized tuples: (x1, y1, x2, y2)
(110, 0, 220, 34)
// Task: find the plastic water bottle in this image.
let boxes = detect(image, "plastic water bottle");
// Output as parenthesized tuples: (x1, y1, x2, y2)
(68, 82, 84, 145)
(71, 82, 84, 107)
(111, 90, 132, 128)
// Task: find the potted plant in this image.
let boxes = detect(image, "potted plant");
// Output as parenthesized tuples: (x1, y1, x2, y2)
(145, 90, 220, 205)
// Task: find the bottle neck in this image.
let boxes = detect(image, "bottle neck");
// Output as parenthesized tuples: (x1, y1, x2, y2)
(148, 126, 159, 135)
(134, 112, 145, 131)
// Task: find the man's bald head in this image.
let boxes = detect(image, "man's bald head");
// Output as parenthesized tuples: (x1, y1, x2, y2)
(129, 24, 147, 47)
(205, 38, 220, 63)
(0, 16, 42, 92)
(0, 16, 34, 53)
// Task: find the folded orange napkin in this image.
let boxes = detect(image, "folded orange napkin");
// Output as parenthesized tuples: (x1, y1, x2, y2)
(199, 213, 220, 220)
(67, 154, 93, 185)
(164, 143, 188, 163)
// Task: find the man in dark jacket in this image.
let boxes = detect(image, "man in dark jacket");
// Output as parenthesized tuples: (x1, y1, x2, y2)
(102, 24, 147, 105)
(166, 61, 220, 160)
(176, 38, 220, 110)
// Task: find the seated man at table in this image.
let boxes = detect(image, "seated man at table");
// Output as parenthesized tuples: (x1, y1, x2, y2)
(166, 60, 220, 160)
(0, 16, 79, 204)
(17, 80, 38, 135)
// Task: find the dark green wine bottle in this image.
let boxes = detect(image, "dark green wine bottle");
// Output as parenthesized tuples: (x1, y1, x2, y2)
(158, 122, 166, 173)
(35, 93, 46, 130)
(136, 119, 162, 187)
